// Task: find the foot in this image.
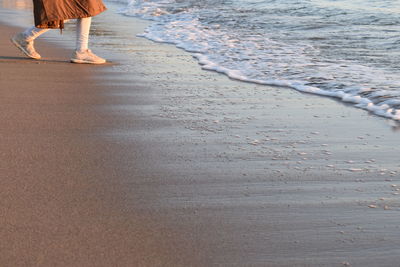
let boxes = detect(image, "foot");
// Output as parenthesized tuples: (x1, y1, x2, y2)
(70, 49, 106, 64)
(11, 33, 41, 59)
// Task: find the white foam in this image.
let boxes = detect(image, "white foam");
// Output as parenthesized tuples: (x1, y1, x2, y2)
(117, 0, 400, 121)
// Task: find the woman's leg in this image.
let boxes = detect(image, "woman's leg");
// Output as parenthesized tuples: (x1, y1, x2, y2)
(23, 26, 50, 41)
(71, 17, 106, 64)
(11, 26, 49, 59)
(76, 17, 92, 52)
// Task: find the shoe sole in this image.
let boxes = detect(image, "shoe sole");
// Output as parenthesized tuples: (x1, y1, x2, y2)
(10, 37, 41, 60)
(71, 59, 106, 64)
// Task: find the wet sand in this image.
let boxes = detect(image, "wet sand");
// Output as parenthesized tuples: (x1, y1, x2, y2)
(0, 23, 206, 266)
(2, 2, 400, 266)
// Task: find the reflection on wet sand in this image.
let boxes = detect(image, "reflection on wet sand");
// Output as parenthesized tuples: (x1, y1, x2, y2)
(2, 0, 32, 10)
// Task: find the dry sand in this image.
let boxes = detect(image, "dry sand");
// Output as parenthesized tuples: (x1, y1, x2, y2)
(1, 2, 400, 266)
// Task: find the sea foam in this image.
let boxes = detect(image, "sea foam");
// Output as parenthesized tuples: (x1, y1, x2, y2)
(115, 0, 400, 121)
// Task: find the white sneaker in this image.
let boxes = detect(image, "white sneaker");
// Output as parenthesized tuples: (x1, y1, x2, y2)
(71, 49, 106, 64)
(11, 33, 41, 59)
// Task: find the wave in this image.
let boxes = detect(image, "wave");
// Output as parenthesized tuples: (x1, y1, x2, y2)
(114, 0, 400, 121)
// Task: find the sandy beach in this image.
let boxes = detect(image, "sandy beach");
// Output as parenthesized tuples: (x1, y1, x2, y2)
(1, 1, 400, 266)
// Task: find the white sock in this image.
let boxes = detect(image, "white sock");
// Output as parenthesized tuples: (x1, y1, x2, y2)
(22, 26, 49, 41)
(76, 17, 92, 52)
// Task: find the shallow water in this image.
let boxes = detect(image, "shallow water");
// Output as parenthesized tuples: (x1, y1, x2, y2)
(106, 0, 400, 120)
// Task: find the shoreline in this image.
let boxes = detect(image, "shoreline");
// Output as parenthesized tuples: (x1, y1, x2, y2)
(2, 1, 400, 266)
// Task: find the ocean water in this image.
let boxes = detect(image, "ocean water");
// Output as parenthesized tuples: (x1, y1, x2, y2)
(108, 0, 400, 120)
